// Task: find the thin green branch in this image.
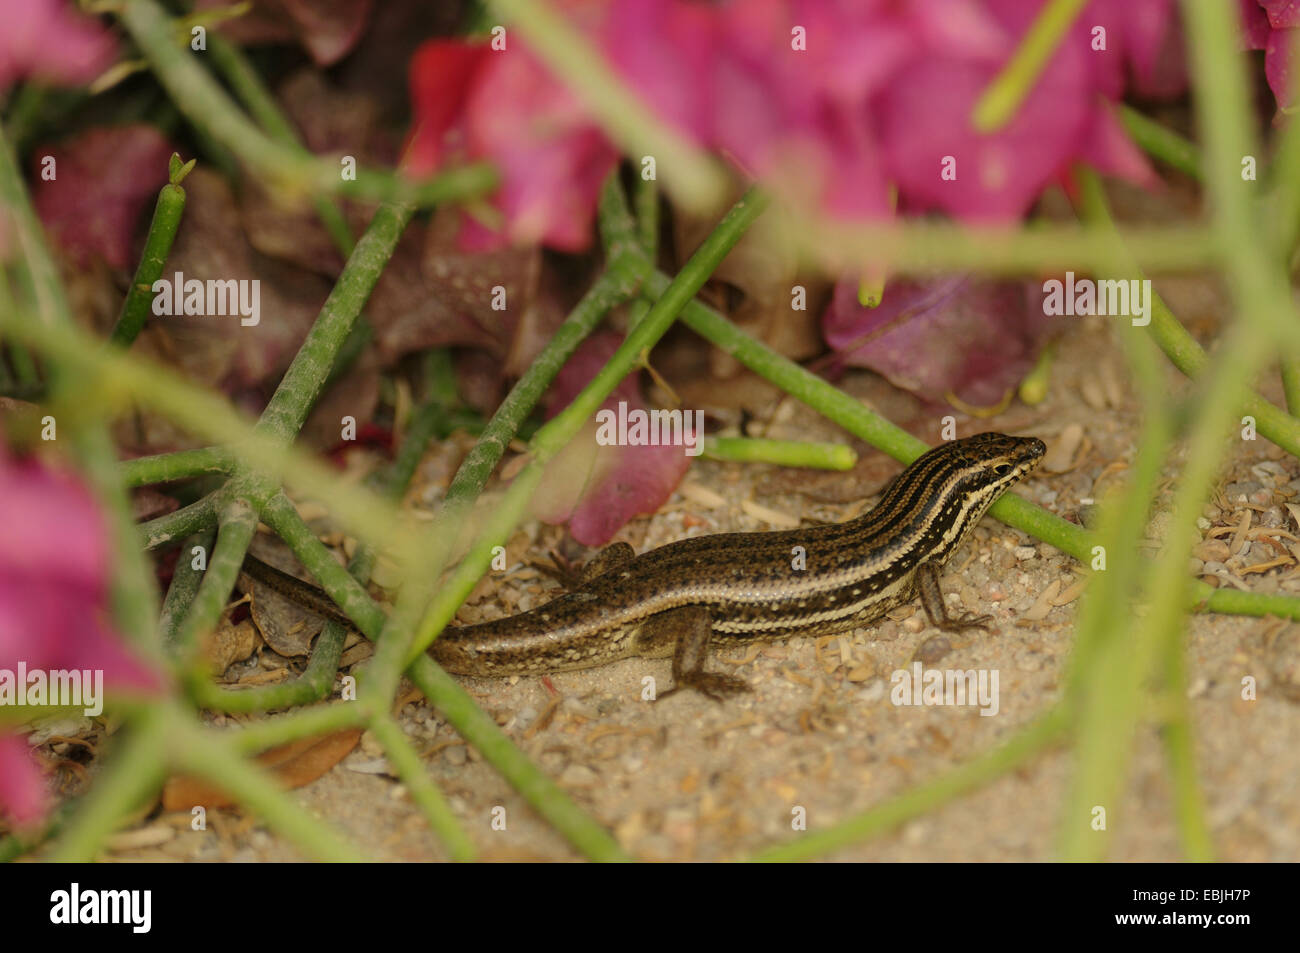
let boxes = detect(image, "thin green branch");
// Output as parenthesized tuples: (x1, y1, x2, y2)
(173, 497, 257, 660)
(160, 529, 214, 651)
(140, 493, 218, 549)
(123, 446, 233, 487)
(228, 702, 368, 755)
(404, 656, 632, 861)
(169, 716, 368, 861)
(973, 0, 1088, 132)
(784, 214, 1217, 275)
(1119, 104, 1201, 179)
(46, 711, 170, 861)
(107, 154, 191, 348)
(368, 714, 477, 861)
(701, 436, 856, 470)
(753, 708, 1068, 861)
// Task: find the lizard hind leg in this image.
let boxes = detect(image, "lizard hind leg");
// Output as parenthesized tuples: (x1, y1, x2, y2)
(635, 606, 751, 702)
(534, 541, 638, 591)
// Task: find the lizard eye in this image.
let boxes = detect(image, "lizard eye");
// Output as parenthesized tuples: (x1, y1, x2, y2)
(993, 463, 1013, 476)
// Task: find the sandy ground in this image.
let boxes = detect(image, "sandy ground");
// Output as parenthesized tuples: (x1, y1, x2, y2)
(81, 295, 1300, 863)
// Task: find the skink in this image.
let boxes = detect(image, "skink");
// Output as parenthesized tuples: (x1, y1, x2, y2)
(241, 432, 1045, 698)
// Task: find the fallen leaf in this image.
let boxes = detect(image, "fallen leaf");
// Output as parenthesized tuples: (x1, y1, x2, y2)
(822, 274, 1058, 406)
(162, 728, 363, 811)
(32, 124, 175, 270)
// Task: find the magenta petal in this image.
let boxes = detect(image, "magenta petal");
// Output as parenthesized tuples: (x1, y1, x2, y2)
(532, 333, 691, 546)
(465, 50, 618, 250)
(1078, 102, 1160, 188)
(823, 275, 1055, 406)
(0, 0, 115, 91)
(877, 57, 1088, 222)
(32, 124, 175, 269)
(564, 443, 690, 547)
(0, 450, 164, 696)
(1261, 0, 1300, 29)
(0, 732, 47, 829)
(1266, 27, 1297, 110)
(1241, 0, 1273, 48)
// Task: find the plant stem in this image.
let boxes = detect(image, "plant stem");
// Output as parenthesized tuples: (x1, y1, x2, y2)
(170, 716, 368, 861)
(1119, 104, 1201, 179)
(368, 714, 477, 861)
(753, 708, 1068, 861)
(405, 656, 632, 861)
(107, 168, 188, 348)
(140, 493, 218, 549)
(122, 446, 233, 487)
(46, 711, 170, 861)
(973, 0, 1089, 132)
(701, 436, 856, 470)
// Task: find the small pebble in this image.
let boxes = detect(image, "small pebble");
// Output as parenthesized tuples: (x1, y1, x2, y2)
(560, 764, 600, 787)
(913, 635, 952, 665)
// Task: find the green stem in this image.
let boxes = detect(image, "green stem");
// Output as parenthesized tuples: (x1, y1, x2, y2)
(787, 216, 1216, 275)
(160, 529, 214, 651)
(140, 493, 218, 549)
(229, 702, 367, 755)
(753, 709, 1068, 861)
(972, 0, 1089, 132)
(1160, 640, 1215, 860)
(701, 436, 856, 470)
(405, 656, 632, 861)
(107, 173, 187, 348)
(635, 171, 659, 260)
(170, 716, 368, 861)
(122, 446, 233, 487)
(174, 497, 257, 658)
(1118, 104, 1201, 179)
(1282, 361, 1300, 417)
(253, 201, 414, 445)
(368, 714, 477, 861)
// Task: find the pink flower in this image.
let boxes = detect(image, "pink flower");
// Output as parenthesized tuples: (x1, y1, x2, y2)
(0, 0, 115, 92)
(407, 38, 618, 251)
(1241, 0, 1300, 111)
(407, 0, 1167, 249)
(0, 448, 163, 828)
